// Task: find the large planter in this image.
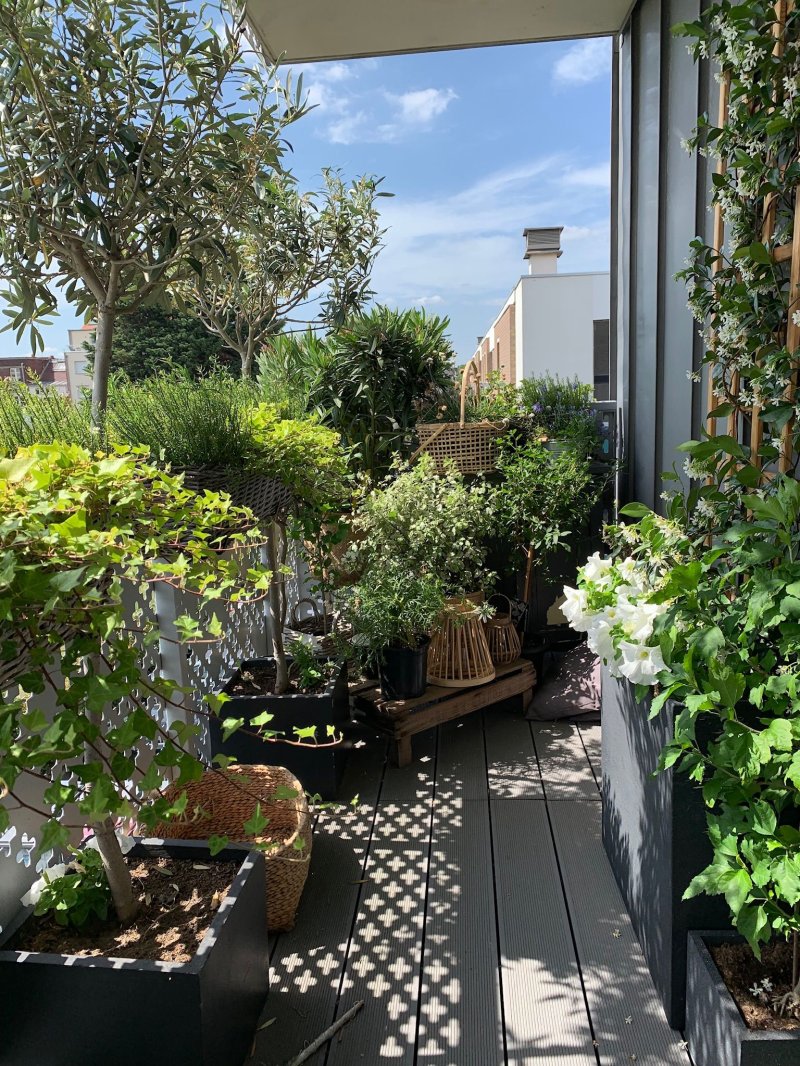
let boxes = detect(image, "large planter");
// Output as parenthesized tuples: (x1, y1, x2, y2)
(0, 840, 268, 1066)
(379, 639, 430, 700)
(601, 667, 731, 1028)
(686, 932, 800, 1066)
(211, 656, 350, 799)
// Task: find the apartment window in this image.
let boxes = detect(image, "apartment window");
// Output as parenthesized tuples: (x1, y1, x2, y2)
(74, 361, 90, 375)
(592, 319, 613, 400)
(8, 367, 23, 382)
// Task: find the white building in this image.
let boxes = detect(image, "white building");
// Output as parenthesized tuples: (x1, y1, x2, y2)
(64, 324, 95, 401)
(474, 227, 612, 399)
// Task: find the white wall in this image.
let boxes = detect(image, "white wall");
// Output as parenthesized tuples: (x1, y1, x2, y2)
(518, 271, 609, 385)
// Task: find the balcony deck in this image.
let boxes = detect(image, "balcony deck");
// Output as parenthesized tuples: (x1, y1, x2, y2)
(253, 701, 690, 1066)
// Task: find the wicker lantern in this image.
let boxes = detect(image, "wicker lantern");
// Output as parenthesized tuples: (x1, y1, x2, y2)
(483, 594, 522, 666)
(427, 597, 496, 688)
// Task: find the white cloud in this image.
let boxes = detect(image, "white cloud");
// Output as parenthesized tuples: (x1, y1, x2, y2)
(563, 162, 611, 188)
(328, 110, 369, 144)
(413, 294, 445, 306)
(389, 88, 457, 125)
(553, 39, 612, 87)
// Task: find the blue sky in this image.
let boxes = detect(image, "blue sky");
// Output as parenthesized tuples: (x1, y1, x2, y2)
(4, 36, 611, 365)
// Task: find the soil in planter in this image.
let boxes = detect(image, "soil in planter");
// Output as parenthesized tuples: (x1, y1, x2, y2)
(9, 857, 238, 964)
(227, 660, 327, 696)
(711, 940, 800, 1032)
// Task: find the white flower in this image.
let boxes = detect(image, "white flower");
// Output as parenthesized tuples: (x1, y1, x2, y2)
(582, 552, 614, 587)
(586, 619, 616, 663)
(561, 586, 591, 631)
(21, 863, 69, 908)
(85, 831, 136, 856)
(618, 641, 666, 686)
(618, 601, 667, 643)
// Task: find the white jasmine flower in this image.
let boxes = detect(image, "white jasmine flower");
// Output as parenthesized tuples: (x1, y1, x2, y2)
(85, 830, 136, 855)
(618, 641, 666, 686)
(21, 863, 69, 908)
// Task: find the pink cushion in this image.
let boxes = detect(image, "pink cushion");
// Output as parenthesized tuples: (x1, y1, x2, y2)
(526, 643, 600, 720)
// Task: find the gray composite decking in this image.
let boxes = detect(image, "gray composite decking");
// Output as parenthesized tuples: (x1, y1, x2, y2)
(252, 701, 690, 1066)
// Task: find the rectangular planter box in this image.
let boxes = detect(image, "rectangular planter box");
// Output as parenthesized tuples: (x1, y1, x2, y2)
(211, 656, 350, 799)
(0, 840, 268, 1066)
(687, 932, 800, 1066)
(601, 667, 731, 1028)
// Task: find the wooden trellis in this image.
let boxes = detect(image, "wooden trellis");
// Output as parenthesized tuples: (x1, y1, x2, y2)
(705, 0, 800, 474)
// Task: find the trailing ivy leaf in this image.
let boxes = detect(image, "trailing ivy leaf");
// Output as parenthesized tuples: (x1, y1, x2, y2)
(208, 835, 229, 857)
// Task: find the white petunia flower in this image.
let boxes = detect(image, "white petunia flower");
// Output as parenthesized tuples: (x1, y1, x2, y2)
(582, 552, 614, 587)
(618, 601, 667, 643)
(618, 642, 666, 686)
(21, 863, 69, 908)
(586, 619, 616, 663)
(561, 586, 591, 631)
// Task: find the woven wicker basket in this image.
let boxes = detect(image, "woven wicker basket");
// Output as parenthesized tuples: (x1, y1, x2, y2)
(154, 764, 312, 931)
(483, 594, 522, 666)
(427, 597, 496, 689)
(412, 358, 503, 475)
(176, 467, 294, 523)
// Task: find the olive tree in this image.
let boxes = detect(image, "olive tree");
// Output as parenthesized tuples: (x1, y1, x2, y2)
(0, 0, 304, 418)
(178, 169, 387, 378)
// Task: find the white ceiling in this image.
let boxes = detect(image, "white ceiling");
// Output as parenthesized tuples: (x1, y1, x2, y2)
(245, 0, 630, 63)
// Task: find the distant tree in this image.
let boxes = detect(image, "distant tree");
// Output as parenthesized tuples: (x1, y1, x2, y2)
(0, 0, 304, 418)
(85, 306, 237, 381)
(178, 169, 387, 378)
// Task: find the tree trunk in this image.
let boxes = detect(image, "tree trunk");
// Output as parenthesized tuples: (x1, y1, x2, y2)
(91, 816, 138, 924)
(91, 304, 116, 424)
(241, 335, 256, 379)
(267, 522, 290, 694)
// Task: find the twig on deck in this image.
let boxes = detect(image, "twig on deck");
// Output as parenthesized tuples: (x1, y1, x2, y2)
(284, 1000, 365, 1066)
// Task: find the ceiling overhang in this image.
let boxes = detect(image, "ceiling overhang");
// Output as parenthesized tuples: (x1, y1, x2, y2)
(244, 1, 630, 64)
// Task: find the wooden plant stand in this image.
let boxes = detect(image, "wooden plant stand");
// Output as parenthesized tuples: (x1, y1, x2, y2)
(351, 659, 536, 767)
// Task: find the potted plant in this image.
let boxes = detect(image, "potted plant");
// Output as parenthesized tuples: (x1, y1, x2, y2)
(210, 639, 350, 799)
(0, 443, 279, 1066)
(340, 561, 445, 699)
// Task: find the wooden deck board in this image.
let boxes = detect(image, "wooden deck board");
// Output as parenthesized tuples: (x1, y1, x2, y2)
(549, 801, 690, 1065)
(492, 798, 597, 1065)
(485, 704, 544, 800)
(578, 722, 602, 787)
(257, 739, 388, 1065)
(325, 730, 437, 1065)
(416, 714, 504, 1066)
(531, 721, 600, 802)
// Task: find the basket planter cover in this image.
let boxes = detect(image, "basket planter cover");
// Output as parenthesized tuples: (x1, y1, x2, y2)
(211, 657, 350, 799)
(601, 667, 731, 1028)
(0, 840, 268, 1066)
(686, 932, 800, 1066)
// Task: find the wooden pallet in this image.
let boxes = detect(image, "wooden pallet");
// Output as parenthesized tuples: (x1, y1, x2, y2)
(352, 659, 536, 767)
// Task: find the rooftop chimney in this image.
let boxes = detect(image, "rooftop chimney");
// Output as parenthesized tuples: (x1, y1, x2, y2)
(523, 226, 563, 276)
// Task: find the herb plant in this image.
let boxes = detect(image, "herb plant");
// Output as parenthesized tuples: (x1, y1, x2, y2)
(339, 561, 445, 656)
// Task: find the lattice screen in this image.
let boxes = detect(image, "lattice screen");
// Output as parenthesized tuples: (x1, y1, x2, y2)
(706, 0, 800, 474)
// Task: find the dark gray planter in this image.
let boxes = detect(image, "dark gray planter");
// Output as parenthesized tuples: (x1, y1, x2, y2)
(687, 932, 800, 1066)
(212, 656, 350, 799)
(0, 840, 268, 1066)
(601, 668, 731, 1028)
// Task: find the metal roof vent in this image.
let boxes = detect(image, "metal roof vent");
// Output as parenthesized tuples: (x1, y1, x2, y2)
(522, 226, 563, 274)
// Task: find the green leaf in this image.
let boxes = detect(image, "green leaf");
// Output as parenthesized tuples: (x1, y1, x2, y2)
(243, 802, 269, 837)
(208, 834, 229, 856)
(619, 502, 652, 519)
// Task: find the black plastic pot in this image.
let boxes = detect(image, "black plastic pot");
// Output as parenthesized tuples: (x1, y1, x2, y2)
(211, 656, 350, 799)
(601, 668, 731, 1028)
(379, 639, 429, 700)
(0, 840, 267, 1066)
(686, 932, 800, 1066)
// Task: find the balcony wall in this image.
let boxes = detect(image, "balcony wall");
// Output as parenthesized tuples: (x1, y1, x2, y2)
(614, 0, 716, 510)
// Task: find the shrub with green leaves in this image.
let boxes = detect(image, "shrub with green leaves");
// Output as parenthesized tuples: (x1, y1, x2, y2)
(0, 379, 94, 455)
(344, 456, 495, 597)
(339, 560, 445, 655)
(309, 306, 458, 480)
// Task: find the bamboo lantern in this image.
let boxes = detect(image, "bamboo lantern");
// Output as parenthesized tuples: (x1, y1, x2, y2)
(483, 594, 522, 666)
(427, 597, 496, 688)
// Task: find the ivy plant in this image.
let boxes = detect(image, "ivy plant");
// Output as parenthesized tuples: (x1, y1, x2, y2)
(0, 443, 272, 924)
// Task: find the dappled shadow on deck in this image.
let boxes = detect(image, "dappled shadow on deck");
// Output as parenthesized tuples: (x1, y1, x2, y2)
(251, 704, 689, 1066)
